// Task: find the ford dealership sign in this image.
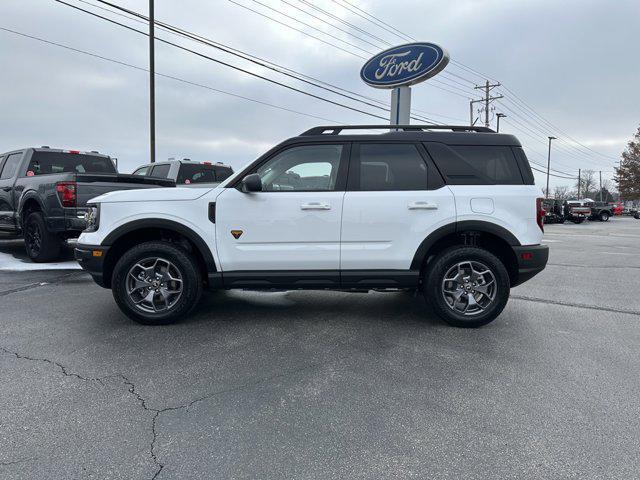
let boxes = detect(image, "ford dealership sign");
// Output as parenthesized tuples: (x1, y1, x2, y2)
(360, 42, 449, 89)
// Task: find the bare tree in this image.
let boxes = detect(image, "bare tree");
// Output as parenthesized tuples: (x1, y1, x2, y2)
(577, 170, 597, 198)
(552, 185, 570, 200)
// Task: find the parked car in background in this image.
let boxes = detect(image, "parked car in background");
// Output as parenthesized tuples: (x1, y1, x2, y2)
(565, 200, 592, 223)
(609, 201, 623, 215)
(542, 199, 565, 224)
(589, 201, 613, 222)
(133, 159, 234, 186)
(0, 147, 174, 261)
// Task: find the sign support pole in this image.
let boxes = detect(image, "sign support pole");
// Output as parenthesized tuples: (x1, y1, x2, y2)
(390, 86, 411, 125)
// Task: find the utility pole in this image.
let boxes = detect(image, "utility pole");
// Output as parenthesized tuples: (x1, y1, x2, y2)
(496, 113, 506, 132)
(469, 99, 483, 126)
(474, 80, 503, 128)
(149, 0, 156, 163)
(546, 136, 556, 198)
(578, 169, 581, 199)
(599, 170, 603, 201)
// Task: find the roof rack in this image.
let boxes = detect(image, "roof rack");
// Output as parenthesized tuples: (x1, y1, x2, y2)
(300, 125, 495, 136)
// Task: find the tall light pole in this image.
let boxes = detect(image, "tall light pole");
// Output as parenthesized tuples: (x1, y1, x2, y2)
(546, 136, 557, 198)
(496, 113, 506, 132)
(149, 0, 156, 163)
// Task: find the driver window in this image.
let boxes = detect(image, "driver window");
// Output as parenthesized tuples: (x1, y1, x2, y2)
(256, 144, 343, 191)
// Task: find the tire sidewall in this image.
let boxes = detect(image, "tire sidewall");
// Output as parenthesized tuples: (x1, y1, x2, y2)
(112, 241, 202, 325)
(425, 246, 510, 328)
(24, 212, 61, 262)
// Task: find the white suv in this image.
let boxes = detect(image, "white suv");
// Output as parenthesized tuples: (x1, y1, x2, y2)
(75, 125, 548, 328)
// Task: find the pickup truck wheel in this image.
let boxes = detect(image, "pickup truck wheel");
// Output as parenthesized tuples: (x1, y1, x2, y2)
(424, 247, 510, 328)
(112, 241, 202, 325)
(24, 212, 61, 262)
(599, 212, 610, 222)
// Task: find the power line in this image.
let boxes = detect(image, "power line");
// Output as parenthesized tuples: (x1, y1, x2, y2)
(87, 0, 442, 124)
(330, 0, 414, 43)
(0, 25, 342, 124)
(245, 0, 375, 55)
(324, 0, 618, 165)
(56, 0, 392, 121)
(295, 0, 393, 48)
(225, 0, 483, 102)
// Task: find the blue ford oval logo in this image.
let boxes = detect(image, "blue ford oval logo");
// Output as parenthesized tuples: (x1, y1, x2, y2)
(360, 42, 449, 89)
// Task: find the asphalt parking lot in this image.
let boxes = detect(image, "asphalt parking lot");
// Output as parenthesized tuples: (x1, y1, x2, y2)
(1, 218, 639, 479)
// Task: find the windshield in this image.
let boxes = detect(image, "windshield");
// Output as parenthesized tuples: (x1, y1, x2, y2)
(27, 151, 116, 175)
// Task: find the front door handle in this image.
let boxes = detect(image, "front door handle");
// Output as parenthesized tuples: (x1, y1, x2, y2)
(301, 202, 331, 210)
(1, 187, 11, 192)
(408, 201, 438, 210)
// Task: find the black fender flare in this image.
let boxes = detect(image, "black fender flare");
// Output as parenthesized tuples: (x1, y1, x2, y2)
(17, 191, 46, 227)
(102, 218, 217, 273)
(410, 220, 521, 270)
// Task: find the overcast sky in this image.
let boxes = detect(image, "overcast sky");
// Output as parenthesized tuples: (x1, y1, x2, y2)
(1, 0, 638, 191)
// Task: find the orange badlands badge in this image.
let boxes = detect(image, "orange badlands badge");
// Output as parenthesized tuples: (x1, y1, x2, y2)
(230, 230, 243, 239)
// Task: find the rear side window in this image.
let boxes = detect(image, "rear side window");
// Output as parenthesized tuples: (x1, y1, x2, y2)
(425, 143, 524, 185)
(512, 147, 535, 185)
(354, 143, 428, 191)
(133, 166, 150, 176)
(149, 164, 171, 178)
(177, 164, 217, 184)
(1, 153, 23, 179)
(26, 152, 116, 176)
(215, 166, 233, 181)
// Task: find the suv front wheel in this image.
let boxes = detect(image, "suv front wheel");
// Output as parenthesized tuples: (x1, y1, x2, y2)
(425, 246, 510, 328)
(112, 241, 203, 325)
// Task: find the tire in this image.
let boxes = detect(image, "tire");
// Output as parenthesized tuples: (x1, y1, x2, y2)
(111, 241, 203, 325)
(424, 246, 510, 328)
(23, 211, 61, 262)
(599, 211, 610, 222)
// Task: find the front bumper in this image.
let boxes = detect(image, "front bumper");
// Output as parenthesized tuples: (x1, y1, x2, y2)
(75, 244, 109, 288)
(511, 244, 549, 287)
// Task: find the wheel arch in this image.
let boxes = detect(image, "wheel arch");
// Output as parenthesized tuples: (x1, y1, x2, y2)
(411, 220, 521, 286)
(101, 219, 216, 288)
(19, 193, 45, 229)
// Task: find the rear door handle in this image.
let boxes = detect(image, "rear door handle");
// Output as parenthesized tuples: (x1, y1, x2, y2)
(1, 187, 11, 192)
(408, 201, 438, 210)
(301, 202, 331, 210)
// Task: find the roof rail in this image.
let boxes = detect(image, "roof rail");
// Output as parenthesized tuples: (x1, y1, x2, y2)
(300, 125, 495, 136)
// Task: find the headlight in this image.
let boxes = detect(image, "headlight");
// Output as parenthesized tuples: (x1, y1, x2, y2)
(83, 204, 100, 232)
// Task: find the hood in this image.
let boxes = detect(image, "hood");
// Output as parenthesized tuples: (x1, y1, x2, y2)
(90, 185, 219, 204)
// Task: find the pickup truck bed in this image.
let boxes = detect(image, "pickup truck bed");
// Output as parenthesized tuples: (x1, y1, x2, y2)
(0, 147, 174, 261)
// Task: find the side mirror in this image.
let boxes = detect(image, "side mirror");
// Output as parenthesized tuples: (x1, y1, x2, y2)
(242, 173, 262, 192)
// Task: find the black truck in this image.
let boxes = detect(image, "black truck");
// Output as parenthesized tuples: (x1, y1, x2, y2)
(589, 201, 614, 222)
(0, 147, 174, 262)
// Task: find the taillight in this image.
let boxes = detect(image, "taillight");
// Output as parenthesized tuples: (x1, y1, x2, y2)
(56, 181, 77, 207)
(536, 198, 545, 232)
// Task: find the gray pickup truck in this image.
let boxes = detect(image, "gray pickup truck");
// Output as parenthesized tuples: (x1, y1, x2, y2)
(0, 147, 174, 262)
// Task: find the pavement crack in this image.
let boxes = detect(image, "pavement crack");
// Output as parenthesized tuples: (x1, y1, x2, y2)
(0, 456, 36, 466)
(511, 295, 640, 316)
(0, 346, 164, 479)
(0, 272, 84, 297)
(0, 346, 102, 382)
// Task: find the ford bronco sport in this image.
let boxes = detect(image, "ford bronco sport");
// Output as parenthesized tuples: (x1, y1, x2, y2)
(75, 125, 548, 328)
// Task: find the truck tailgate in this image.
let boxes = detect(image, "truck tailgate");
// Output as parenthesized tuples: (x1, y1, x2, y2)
(75, 174, 175, 207)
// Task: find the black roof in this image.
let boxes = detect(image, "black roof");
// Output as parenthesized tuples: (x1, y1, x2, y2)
(293, 124, 521, 147)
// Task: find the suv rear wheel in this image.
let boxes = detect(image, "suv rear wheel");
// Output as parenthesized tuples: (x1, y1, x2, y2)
(112, 241, 202, 325)
(425, 246, 510, 328)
